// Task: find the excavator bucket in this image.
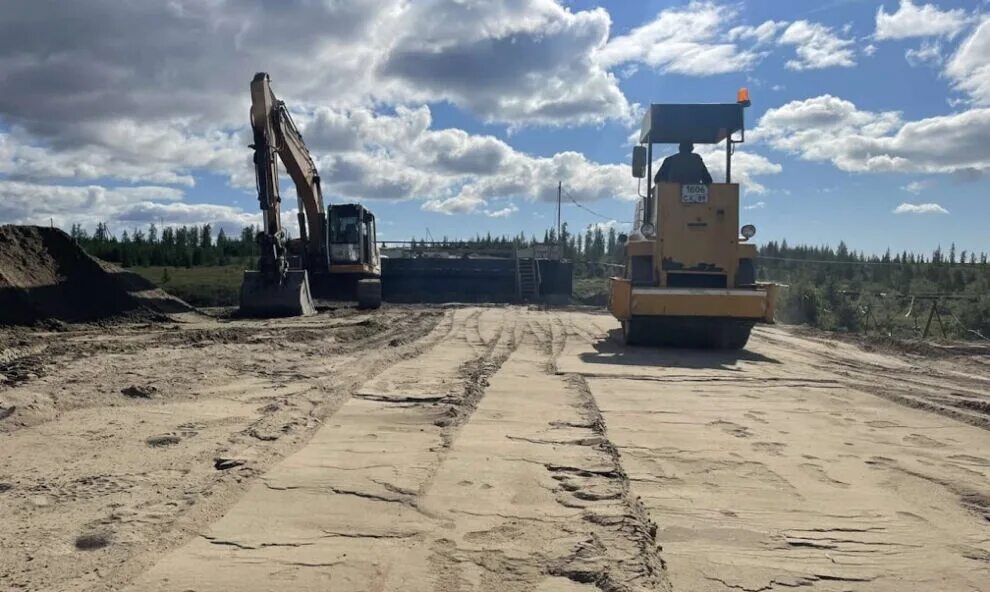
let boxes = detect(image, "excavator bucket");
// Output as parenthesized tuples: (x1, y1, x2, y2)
(238, 270, 316, 317)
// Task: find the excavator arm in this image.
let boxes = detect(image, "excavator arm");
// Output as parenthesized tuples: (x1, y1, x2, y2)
(240, 72, 381, 315)
(239, 72, 325, 316)
(249, 72, 328, 274)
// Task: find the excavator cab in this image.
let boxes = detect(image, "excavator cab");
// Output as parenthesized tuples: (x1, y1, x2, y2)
(608, 89, 778, 349)
(324, 204, 382, 308)
(328, 204, 379, 272)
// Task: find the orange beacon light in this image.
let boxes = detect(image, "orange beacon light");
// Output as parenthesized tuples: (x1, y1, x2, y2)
(737, 87, 751, 108)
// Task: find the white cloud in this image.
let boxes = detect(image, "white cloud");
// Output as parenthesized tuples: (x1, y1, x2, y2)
(421, 195, 487, 215)
(597, 2, 769, 75)
(379, 1, 631, 126)
(0, 0, 632, 135)
(0, 0, 390, 135)
(586, 219, 630, 232)
(322, 150, 452, 201)
(0, 0, 793, 232)
(300, 105, 637, 207)
(113, 201, 260, 228)
(0, 0, 659, 228)
(757, 95, 990, 175)
(946, 19, 990, 104)
(642, 144, 783, 194)
(902, 180, 933, 193)
(728, 20, 789, 45)
(459, 149, 635, 205)
(692, 145, 783, 194)
(905, 40, 944, 66)
(864, 44, 878, 56)
(2, 100, 639, 226)
(744, 201, 766, 210)
(893, 202, 949, 214)
(0, 179, 258, 232)
(485, 203, 519, 218)
(0, 128, 248, 187)
(875, 0, 971, 40)
(778, 21, 856, 70)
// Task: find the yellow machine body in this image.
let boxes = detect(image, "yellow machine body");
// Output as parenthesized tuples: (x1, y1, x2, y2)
(608, 183, 777, 348)
(609, 281, 776, 321)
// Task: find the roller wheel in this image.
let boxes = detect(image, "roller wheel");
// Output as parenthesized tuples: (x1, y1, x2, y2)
(726, 326, 752, 350)
(711, 323, 752, 350)
(356, 279, 382, 309)
(622, 320, 646, 346)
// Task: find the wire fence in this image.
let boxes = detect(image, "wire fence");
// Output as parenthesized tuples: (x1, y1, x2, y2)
(562, 187, 612, 221)
(758, 255, 990, 268)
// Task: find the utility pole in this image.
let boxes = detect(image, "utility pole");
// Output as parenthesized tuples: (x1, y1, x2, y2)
(556, 181, 562, 246)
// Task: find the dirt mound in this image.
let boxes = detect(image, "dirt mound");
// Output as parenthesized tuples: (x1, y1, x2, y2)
(0, 225, 193, 325)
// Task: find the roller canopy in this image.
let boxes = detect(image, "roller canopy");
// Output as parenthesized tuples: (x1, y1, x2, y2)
(639, 103, 744, 145)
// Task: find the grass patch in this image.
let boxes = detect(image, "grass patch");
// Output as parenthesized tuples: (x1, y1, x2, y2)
(573, 277, 609, 306)
(128, 265, 246, 307)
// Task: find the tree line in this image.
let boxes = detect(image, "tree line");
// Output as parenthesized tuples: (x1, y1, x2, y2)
(758, 240, 990, 340)
(69, 222, 988, 340)
(70, 223, 259, 268)
(69, 221, 629, 270)
(404, 223, 625, 270)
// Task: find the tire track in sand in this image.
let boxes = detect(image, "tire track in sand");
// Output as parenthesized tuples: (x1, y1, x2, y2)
(403, 310, 669, 591)
(124, 307, 518, 591)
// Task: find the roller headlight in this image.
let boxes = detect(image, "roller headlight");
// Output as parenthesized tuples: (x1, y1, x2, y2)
(740, 224, 756, 240)
(640, 222, 656, 238)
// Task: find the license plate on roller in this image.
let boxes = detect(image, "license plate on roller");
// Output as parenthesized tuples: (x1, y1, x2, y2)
(681, 184, 709, 204)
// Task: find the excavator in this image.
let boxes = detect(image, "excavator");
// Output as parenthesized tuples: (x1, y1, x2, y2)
(607, 89, 778, 349)
(239, 72, 381, 316)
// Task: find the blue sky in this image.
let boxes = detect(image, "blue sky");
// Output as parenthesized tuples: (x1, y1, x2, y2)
(0, 0, 987, 255)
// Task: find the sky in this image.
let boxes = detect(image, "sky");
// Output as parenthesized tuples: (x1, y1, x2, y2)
(0, 0, 987, 255)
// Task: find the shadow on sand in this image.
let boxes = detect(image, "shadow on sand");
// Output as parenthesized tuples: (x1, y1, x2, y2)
(577, 328, 782, 371)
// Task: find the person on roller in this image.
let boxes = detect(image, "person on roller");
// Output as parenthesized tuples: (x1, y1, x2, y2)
(655, 141, 713, 184)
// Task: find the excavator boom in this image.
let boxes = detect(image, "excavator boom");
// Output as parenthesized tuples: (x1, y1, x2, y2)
(239, 72, 325, 317)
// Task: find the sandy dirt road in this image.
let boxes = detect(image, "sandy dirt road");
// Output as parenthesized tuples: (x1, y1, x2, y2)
(0, 307, 444, 591)
(3, 306, 990, 591)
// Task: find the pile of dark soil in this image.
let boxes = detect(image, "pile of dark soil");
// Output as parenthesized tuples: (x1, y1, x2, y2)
(0, 225, 192, 326)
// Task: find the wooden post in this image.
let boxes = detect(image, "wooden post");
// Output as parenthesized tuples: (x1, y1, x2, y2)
(935, 305, 947, 338)
(907, 296, 920, 333)
(923, 298, 938, 338)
